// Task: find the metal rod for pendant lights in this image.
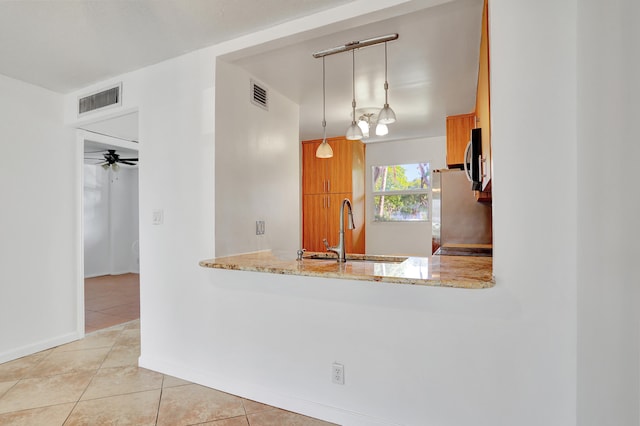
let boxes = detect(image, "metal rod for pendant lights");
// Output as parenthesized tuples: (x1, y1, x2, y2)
(316, 57, 333, 158)
(312, 33, 398, 58)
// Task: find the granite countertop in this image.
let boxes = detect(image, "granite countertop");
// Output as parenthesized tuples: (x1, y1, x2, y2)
(199, 251, 494, 289)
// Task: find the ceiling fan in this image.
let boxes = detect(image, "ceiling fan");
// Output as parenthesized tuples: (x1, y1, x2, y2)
(85, 149, 138, 170)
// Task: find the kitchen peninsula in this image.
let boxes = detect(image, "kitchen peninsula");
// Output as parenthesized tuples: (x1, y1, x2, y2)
(200, 251, 494, 289)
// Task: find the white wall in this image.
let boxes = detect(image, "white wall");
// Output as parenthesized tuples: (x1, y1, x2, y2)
(214, 60, 300, 257)
(84, 164, 139, 277)
(109, 166, 139, 274)
(58, 1, 637, 425)
(576, 0, 639, 424)
(84, 164, 110, 276)
(365, 136, 446, 256)
(0, 74, 78, 363)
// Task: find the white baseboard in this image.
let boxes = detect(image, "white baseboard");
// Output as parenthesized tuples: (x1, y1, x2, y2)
(0, 331, 82, 364)
(84, 270, 140, 279)
(139, 354, 400, 426)
(84, 271, 111, 279)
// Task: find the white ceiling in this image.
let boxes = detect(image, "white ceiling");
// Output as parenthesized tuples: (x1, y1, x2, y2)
(227, 0, 483, 142)
(0, 0, 354, 93)
(0, 0, 483, 144)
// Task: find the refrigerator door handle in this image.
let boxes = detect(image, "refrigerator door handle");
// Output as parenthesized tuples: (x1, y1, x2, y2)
(463, 140, 472, 182)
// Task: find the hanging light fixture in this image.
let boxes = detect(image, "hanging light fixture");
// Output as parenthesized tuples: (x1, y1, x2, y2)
(316, 57, 333, 158)
(377, 41, 396, 125)
(376, 122, 389, 136)
(312, 34, 398, 144)
(345, 50, 363, 140)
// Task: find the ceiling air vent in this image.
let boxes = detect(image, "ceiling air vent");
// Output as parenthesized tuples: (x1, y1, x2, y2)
(78, 83, 122, 116)
(250, 79, 268, 110)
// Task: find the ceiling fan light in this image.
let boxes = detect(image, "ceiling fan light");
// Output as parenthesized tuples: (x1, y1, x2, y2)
(112, 163, 119, 171)
(357, 119, 370, 138)
(377, 104, 396, 124)
(375, 123, 389, 136)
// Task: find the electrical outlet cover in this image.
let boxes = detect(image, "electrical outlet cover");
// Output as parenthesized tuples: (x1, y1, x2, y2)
(332, 363, 344, 385)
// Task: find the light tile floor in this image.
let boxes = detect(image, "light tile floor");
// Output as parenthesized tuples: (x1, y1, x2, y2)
(0, 320, 337, 425)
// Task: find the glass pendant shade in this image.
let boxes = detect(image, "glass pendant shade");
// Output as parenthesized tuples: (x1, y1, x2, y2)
(346, 122, 363, 140)
(375, 122, 389, 136)
(377, 104, 396, 125)
(316, 139, 333, 158)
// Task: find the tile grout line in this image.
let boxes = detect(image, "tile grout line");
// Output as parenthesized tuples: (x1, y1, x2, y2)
(154, 374, 165, 425)
(62, 324, 126, 424)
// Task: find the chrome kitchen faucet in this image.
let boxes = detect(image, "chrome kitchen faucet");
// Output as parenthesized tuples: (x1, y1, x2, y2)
(323, 198, 355, 262)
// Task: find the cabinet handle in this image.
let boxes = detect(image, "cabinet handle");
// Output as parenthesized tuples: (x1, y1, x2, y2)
(327, 195, 330, 209)
(463, 140, 472, 182)
(327, 180, 330, 192)
(479, 155, 486, 178)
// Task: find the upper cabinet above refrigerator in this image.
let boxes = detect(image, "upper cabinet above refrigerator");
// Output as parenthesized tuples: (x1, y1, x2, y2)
(446, 113, 476, 168)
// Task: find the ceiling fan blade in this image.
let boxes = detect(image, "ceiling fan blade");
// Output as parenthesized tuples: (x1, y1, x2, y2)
(118, 158, 138, 161)
(118, 160, 137, 165)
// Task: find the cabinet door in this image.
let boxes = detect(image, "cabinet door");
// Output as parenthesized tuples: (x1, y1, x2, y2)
(303, 193, 356, 253)
(324, 138, 353, 194)
(326, 193, 354, 252)
(301, 141, 327, 195)
(446, 113, 476, 167)
(302, 194, 328, 252)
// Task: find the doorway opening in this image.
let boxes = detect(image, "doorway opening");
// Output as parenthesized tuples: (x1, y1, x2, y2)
(78, 111, 140, 333)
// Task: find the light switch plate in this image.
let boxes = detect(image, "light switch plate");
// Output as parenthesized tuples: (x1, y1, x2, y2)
(152, 209, 164, 225)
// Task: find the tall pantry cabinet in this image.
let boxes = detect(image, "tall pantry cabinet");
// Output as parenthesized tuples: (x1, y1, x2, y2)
(301, 137, 365, 254)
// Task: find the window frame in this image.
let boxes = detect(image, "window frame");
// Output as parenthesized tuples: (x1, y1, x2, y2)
(371, 162, 431, 223)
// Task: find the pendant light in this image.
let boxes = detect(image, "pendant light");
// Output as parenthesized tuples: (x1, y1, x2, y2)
(345, 50, 363, 140)
(315, 57, 333, 158)
(375, 122, 389, 136)
(377, 42, 396, 125)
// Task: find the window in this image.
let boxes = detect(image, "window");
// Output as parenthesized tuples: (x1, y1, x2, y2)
(372, 163, 430, 222)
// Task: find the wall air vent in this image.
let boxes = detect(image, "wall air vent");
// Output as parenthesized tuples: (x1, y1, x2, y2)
(250, 79, 268, 110)
(78, 83, 122, 116)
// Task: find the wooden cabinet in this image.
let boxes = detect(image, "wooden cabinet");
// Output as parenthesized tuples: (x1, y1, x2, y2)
(475, 0, 492, 192)
(303, 193, 355, 251)
(446, 113, 476, 167)
(302, 138, 355, 195)
(301, 137, 365, 253)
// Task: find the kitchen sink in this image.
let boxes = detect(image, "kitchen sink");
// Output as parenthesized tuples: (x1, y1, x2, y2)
(302, 253, 408, 263)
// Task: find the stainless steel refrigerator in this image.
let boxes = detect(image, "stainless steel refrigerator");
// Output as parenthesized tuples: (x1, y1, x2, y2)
(431, 169, 492, 256)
